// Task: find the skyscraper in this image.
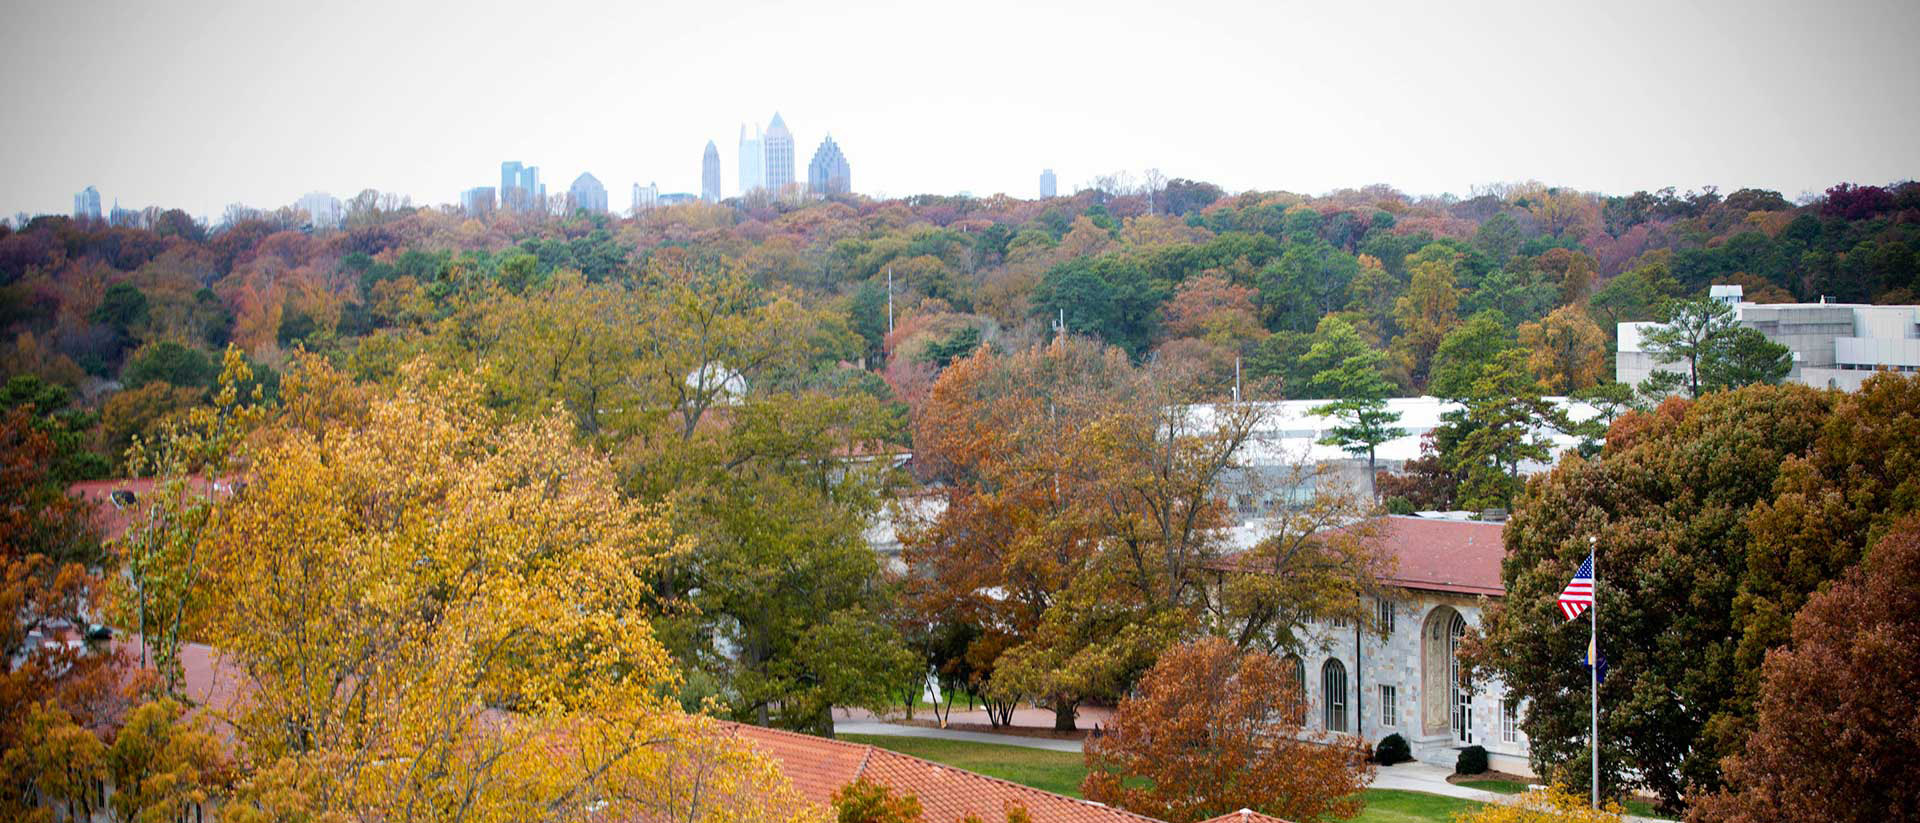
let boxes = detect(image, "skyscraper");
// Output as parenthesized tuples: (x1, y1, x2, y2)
(522, 166, 544, 212)
(568, 173, 608, 213)
(460, 187, 496, 217)
(807, 135, 851, 197)
(297, 191, 343, 229)
(738, 124, 764, 196)
(73, 186, 101, 221)
(499, 162, 544, 212)
(633, 182, 659, 212)
(762, 113, 795, 192)
(1039, 169, 1057, 199)
(702, 141, 722, 202)
(501, 161, 523, 209)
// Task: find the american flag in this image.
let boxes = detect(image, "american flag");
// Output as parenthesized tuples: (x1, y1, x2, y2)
(1558, 554, 1594, 621)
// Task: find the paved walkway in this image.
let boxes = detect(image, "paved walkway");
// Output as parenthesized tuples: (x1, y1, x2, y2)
(832, 719, 1666, 822)
(833, 719, 1086, 753)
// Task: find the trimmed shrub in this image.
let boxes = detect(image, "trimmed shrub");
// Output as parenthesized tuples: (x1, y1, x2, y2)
(1374, 733, 1412, 765)
(1456, 744, 1489, 775)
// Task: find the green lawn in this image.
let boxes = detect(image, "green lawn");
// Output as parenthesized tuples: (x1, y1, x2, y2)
(840, 733, 1490, 821)
(1346, 789, 1484, 823)
(839, 734, 1091, 797)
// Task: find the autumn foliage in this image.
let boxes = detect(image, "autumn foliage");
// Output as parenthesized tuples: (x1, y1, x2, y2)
(1081, 637, 1373, 822)
(1691, 518, 1920, 823)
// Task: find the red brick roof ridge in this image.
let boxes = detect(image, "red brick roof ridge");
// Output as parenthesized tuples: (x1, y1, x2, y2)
(725, 722, 1168, 822)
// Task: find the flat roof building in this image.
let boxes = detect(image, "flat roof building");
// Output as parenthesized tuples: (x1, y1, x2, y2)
(1617, 284, 1920, 392)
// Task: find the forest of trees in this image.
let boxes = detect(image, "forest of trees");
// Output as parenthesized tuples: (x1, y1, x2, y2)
(4, 177, 1919, 821)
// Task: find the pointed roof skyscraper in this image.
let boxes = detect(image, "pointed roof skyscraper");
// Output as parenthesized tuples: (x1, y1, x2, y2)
(702, 140, 722, 203)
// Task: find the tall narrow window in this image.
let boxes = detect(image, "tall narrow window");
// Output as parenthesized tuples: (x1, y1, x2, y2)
(1380, 684, 1398, 726)
(1502, 698, 1522, 744)
(1377, 599, 1396, 633)
(1322, 659, 1348, 733)
(1284, 655, 1307, 725)
(1450, 612, 1472, 743)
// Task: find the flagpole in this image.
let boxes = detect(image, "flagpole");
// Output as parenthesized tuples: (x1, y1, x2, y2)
(1590, 534, 1599, 810)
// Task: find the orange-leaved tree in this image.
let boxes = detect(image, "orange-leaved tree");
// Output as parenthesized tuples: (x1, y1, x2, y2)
(1082, 637, 1373, 822)
(1692, 517, 1920, 823)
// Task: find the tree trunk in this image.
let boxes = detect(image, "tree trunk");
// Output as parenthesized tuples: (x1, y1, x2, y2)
(1053, 700, 1077, 731)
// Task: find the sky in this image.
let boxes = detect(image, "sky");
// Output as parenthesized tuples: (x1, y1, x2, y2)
(4, 0, 1918, 221)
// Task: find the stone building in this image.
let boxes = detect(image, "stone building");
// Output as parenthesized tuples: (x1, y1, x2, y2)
(1247, 516, 1534, 775)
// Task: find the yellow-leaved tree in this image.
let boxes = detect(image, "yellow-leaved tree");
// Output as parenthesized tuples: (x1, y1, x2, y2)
(1450, 785, 1624, 823)
(121, 355, 823, 823)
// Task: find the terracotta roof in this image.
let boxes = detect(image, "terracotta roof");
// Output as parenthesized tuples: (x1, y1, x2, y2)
(1216, 516, 1506, 598)
(68, 476, 229, 543)
(725, 723, 1164, 823)
(1196, 811, 1293, 823)
(131, 643, 1163, 821)
(1372, 516, 1506, 597)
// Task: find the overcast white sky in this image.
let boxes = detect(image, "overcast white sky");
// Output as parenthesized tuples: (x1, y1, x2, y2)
(5, 0, 1918, 220)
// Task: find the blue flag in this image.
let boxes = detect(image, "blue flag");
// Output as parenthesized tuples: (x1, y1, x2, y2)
(1582, 633, 1608, 683)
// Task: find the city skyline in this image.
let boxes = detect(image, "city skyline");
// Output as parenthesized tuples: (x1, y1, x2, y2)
(6, 1, 1914, 220)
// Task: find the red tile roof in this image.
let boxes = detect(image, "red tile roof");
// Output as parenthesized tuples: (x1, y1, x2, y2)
(68, 476, 229, 543)
(1373, 516, 1506, 597)
(725, 723, 1164, 823)
(1216, 516, 1506, 597)
(125, 641, 1166, 822)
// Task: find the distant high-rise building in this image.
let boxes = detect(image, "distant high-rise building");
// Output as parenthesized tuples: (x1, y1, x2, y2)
(807, 135, 851, 197)
(523, 166, 544, 212)
(296, 191, 343, 230)
(633, 182, 659, 212)
(501, 161, 524, 209)
(738, 124, 765, 195)
(1039, 169, 1057, 199)
(73, 186, 101, 221)
(500, 162, 544, 212)
(702, 141, 722, 202)
(763, 113, 795, 192)
(109, 201, 140, 227)
(461, 187, 496, 217)
(568, 173, 608, 213)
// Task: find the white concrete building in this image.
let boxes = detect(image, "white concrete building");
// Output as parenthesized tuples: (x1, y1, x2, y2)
(1186, 396, 1601, 512)
(1616, 284, 1920, 391)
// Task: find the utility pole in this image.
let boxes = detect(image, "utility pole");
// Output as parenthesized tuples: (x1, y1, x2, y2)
(886, 267, 894, 334)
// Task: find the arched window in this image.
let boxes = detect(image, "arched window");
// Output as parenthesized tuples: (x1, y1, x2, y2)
(1322, 659, 1348, 733)
(1449, 611, 1471, 742)
(1282, 654, 1307, 725)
